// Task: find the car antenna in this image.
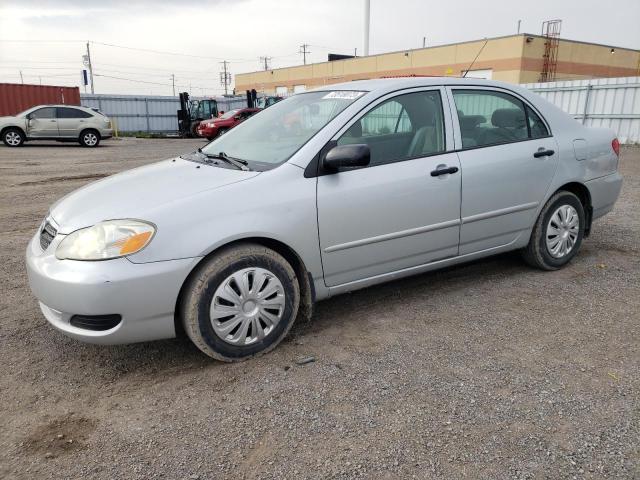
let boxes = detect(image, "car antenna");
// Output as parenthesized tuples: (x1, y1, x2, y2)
(462, 38, 488, 78)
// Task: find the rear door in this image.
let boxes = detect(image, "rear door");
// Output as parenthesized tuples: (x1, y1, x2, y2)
(56, 107, 93, 138)
(448, 87, 558, 254)
(27, 107, 58, 138)
(317, 88, 461, 287)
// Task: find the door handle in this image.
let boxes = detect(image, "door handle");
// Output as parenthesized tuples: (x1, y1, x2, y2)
(430, 166, 459, 177)
(533, 148, 554, 158)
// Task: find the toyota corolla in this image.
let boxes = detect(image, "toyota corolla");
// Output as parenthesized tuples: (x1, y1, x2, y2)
(26, 78, 622, 361)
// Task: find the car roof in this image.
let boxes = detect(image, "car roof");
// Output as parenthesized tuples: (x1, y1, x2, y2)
(310, 76, 523, 93)
(35, 104, 91, 108)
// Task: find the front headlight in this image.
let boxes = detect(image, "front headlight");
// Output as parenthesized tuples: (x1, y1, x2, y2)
(56, 219, 155, 261)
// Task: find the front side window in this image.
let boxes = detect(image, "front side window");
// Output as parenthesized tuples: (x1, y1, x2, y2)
(453, 90, 549, 148)
(337, 90, 445, 166)
(57, 107, 92, 119)
(30, 107, 56, 119)
(200, 90, 364, 169)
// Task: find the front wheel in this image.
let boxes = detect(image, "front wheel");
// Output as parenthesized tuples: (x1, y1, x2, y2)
(522, 191, 585, 270)
(181, 243, 300, 361)
(79, 130, 100, 147)
(3, 128, 25, 147)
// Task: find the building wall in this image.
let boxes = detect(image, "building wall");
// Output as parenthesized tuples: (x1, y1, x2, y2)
(235, 35, 640, 94)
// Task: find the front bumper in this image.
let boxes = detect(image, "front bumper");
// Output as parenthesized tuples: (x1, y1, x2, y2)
(196, 125, 218, 138)
(26, 231, 200, 345)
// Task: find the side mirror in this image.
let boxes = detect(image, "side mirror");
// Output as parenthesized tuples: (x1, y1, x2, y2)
(322, 144, 370, 171)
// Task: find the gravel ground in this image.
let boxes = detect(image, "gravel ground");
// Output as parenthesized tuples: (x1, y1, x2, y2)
(0, 138, 638, 479)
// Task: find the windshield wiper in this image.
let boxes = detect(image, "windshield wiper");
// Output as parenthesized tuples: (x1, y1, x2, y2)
(198, 149, 250, 171)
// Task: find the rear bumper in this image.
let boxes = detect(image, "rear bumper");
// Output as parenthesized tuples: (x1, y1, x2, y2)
(26, 232, 200, 345)
(586, 171, 623, 220)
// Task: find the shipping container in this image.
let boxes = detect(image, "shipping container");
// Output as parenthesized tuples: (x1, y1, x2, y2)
(0, 83, 81, 116)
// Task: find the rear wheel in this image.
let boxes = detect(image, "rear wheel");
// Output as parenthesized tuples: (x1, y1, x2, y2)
(79, 129, 100, 147)
(181, 243, 300, 361)
(3, 128, 25, 147)
(522, 191, 585, 270)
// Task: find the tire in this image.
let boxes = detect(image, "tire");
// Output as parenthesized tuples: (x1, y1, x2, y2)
(2, 128, 25, 147)
(217, 127, 228, 137)
(79, 129, 100, 148)
(181, 243, 300, 362)
(522, 191, 585, 270)
(206, 137, 214, 141)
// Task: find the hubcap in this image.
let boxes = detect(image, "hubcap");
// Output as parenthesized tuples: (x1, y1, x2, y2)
(546, 205, 579, 258)
(210, 267, 285, 346)
(84, 133, 97, 146)
(6, 132, 20, 146)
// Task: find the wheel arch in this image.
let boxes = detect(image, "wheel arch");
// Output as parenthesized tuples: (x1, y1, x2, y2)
(555, 181, 593, 235)
(173, 236, 314, 338)
(1, 125, 26, 138)
(79, 127, 101, 139)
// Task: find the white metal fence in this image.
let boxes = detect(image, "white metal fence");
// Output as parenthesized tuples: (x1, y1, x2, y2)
(522, 76, 640, 144)
(80, 94, 247, 133)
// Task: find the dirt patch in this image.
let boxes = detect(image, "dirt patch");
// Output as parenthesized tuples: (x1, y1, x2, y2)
(21, 414, 97, 459)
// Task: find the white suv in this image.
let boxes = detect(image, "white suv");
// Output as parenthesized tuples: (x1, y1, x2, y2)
(0, 105, 113, 148)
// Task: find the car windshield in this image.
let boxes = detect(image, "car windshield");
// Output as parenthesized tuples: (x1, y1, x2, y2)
(200, 91, 365, 169)
(219, 110, 239, 120)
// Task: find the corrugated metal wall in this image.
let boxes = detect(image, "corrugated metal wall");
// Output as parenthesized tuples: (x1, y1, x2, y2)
(0, 83, 81, 116)
(79, 94, 248, 133)
(522, 76, 640, 144)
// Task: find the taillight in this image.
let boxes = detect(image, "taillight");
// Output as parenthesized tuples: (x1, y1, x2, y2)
(612, 138, 620, 157)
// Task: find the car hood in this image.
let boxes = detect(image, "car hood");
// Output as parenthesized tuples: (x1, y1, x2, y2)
(50, 157, 259, 233)
(0, 115, 20, 126)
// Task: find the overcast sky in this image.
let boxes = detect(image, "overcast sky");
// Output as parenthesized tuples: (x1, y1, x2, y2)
(1, 0, 638, 96)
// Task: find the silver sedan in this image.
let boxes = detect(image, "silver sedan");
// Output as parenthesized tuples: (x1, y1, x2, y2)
(26, 78, 622, 361)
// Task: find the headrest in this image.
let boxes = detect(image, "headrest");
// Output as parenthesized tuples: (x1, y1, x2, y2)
(491, 108, 526, 128)
(459, 115, 485, 130)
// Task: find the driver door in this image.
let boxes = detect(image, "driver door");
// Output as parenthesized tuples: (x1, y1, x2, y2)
(27, 107, 58, 138)
(316, 88, 461, 287)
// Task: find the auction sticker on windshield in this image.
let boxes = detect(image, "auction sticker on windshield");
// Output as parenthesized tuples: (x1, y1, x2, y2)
(322, 91, 365, 100)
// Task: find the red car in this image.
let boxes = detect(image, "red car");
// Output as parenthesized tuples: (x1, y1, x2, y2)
(196, 108, 261, 140)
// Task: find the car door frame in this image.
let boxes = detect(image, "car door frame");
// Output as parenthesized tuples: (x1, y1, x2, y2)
(56, 107, 91, 138)
(26, 107, 58, 138)
(311, 86, 464, 290)
(444, 85, 560, 255)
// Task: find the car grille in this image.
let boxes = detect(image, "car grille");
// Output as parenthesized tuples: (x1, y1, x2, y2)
(40, 220, 57, 251)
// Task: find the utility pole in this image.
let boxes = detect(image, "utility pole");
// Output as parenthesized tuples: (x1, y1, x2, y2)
(423, 37, 426, 48)
(517, 19, 522, 34)
(19, 70, 24, 84)
(85, 41, 95, 94)
(219, 61, 231, 95)
(354, 47, 357, 57)
(364, 0, 370, 56)
(259, 56, 272, 71)
(299, 44, 310, 65)
(171, 74, 175, 96)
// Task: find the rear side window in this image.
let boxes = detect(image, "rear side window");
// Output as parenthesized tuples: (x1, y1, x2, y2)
(526, 105, 549, 138)
(453, 90, 547, 149)
(337, 90, 445, 167)
(57, 107, 93, 119)
(30, 107, 56, 119)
